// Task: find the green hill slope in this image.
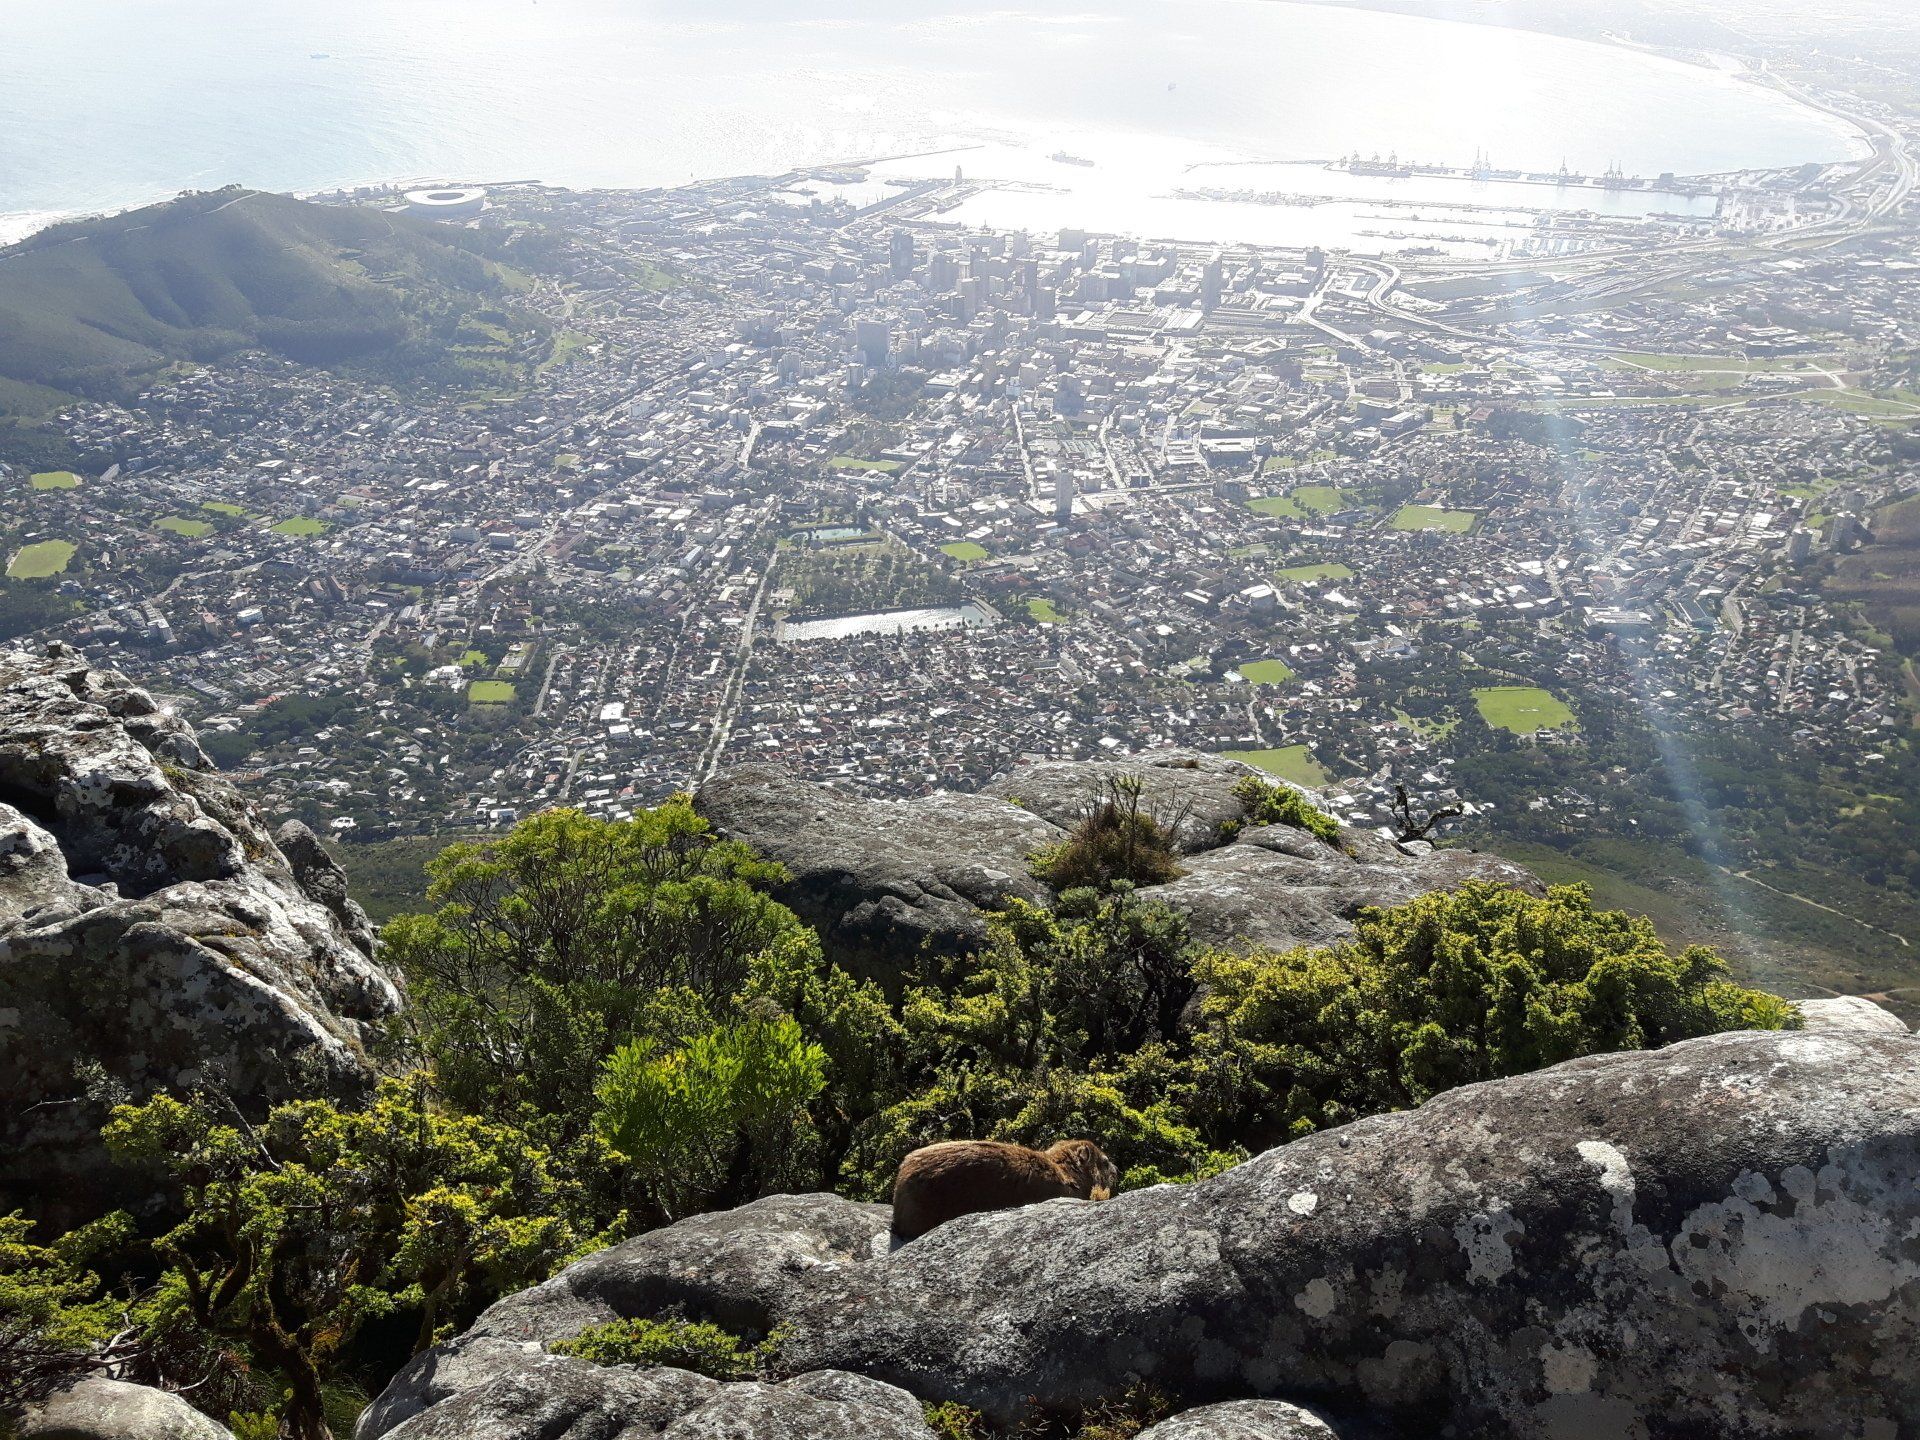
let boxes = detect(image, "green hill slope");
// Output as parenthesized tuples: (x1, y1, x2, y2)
(0, 187, 549, 413)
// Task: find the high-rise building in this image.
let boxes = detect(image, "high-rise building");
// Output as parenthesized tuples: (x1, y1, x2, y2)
(1054, 468, 1074, 523)
(855, 320, 890, 367)
(1201, 250, 1224, 312)
(889, 229, 915, 278)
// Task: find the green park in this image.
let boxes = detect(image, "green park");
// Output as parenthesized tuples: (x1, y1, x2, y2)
(1222, 744, 1329, 786)
(7, 539, 77, 578)
(1472, 685, 1578, 734)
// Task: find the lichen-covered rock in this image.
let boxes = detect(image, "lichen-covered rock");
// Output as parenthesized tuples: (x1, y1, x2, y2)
(366, 1353, 931, 1440)
(1154, 823, 1542, 952)
(1135, 1400, 1345, 1440)
(0, 645, 401, 1218)
(363, 1194, 893, 1440)
(20, 1378, 236, 1440)
(776, 1028, 1920, 1438)
(1795, 995, 1907, 1034)
(694, 764, 1063, 967)
(696, 756, 1539, 969)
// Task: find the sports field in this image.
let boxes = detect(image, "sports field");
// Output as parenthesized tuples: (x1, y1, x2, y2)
(271, 517, 328, 536)
(30, 471, 80, 490)
(1391, 505, 1477, 533)
(468, 680, 516, 704)
(1275, 562, 1353, 584)
(1237, 659, 1295, 685)
(941, 541, 988, 562)
(1473, 685, 1577, 734)
(1222, 745, 1328, 786)
(8, 539, 76, 578)
(1247, 494, 1305, 519)
(155, 517, 212, 537)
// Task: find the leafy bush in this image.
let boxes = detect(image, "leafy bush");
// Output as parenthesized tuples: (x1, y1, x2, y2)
(1186, 881, 1798, 1147)
(1229, 773, 1340, 845)
(382, 803, 806, 1132)
(1030, 775, 1185, 891)
(594, 1014, 828, 1221)
(102, 1079, 610, 1440)
(550, 1316, 779, 1380)
(0, 1211, 131, 1417)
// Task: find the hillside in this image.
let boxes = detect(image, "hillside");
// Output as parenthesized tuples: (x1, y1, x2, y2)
(0, 187, 549, 418)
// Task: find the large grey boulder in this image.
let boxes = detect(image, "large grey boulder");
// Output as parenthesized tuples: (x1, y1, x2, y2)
(1136, 1400, 1345, 1440)
(697, 755, 1539, 969)
(779, 1028, 1920, 1438)
(1796, 995, 1906, 1034)
(694, 763, 1063, 968)
(0, 645, 401, 1218)
(362, 1194, 892, 1440)
(1156, 822, 1540, 952)
(373, 1360, 933, 1440)
(20, 1379, 235, 1440)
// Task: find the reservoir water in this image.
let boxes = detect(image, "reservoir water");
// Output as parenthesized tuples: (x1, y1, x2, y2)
(0, 0, 1871, 247)
(780, 602, 998, 644)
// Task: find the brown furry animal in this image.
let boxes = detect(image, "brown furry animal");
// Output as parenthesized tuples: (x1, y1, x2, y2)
(889, 1139, 1119, 1240)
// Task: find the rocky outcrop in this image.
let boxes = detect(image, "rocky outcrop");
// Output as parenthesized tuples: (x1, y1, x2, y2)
(695, 753, 1539, 968)
(376, 1026, 1920, 1440)
(0, 645, 400, 1217)
(1796, 994, 1910, 1035)
(370, 1355, 934, 1440)
(1135, 1401, 1343, 1440)
(20, 1379, 236, 1440)
(693, 764, 1061, 969)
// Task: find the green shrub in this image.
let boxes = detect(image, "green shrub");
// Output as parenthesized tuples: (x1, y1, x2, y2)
(1030, 775, 1185, 891)
(0, 1210, 130, 1417)
(594, 1015, 828, 1221)
(1187, 881, 1799, 1147)
(102, 1079, 608, 1440)
(550, 1316, 778, 1380)
(382, 802, 807, 1134)
(1229, 774, 1340, 845)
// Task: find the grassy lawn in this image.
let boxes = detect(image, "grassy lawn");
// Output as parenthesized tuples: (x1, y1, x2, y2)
(941, 541, 989, 562)
(1391, 504, 1477, 533)
(1237, 659, 1296, 685)
(1275, 561, 1354, 584)
(830, 456, 905, 474)
(459, 650, 491, 669)
(468, 680, 516, 704)
(1222, 745, 1328, 786)
(1248, 494, 1306, 519)
(1026, 598, 1062, 623)
(155, 516, 213, 537)
(8, 539, 77, 578)
(29, 471, 80, 490)
(1293, 484, 1350, 513)
(1473, 685, 1577, 734)
(271, 517, 328, 536)
(201, 501, 249, 516)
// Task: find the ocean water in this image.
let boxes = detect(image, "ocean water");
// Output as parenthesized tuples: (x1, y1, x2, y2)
(0, 0, 1871, 246)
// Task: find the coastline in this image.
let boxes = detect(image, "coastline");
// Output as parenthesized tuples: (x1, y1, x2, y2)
(1, 1, 1876, 253)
